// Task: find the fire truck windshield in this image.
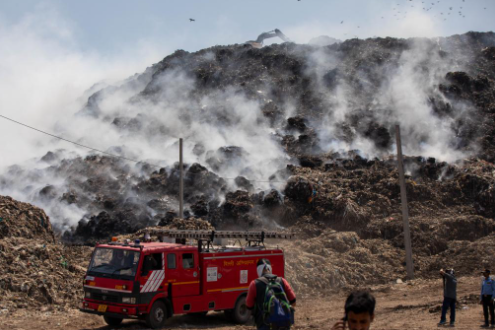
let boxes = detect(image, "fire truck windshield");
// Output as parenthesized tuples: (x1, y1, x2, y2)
(87, 248, 140, 280)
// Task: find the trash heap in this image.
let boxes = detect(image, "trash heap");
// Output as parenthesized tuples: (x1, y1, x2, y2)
(0, 31, 491, 246)
(0, 31, 495, 307)
(135, 217, 215, 235)
(0, 196, 92, 312)
(164, 217, 215, 230)
(0, 196, 55, 242)
(282, 229, 405, 298)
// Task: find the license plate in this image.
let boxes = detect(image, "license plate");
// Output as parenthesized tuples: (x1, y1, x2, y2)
(97, 305, 108, 312)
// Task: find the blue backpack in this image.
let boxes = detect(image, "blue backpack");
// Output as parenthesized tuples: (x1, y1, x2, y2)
(258, 276, 294, 328)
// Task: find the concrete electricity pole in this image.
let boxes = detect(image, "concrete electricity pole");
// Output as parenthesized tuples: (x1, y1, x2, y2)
(395, 124, 414, 280)
(179, 138, 184, 219)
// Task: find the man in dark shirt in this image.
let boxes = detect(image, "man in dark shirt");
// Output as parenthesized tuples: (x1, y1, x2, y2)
(246, 259, 296, 330)
(438, 268, 457, 326)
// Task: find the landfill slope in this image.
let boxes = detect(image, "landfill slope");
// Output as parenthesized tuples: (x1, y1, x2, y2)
(0, 196, 92, 312)
(0, 32, 495, 310)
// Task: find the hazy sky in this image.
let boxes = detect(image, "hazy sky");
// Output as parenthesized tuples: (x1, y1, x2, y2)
(1, 0, 494, 59)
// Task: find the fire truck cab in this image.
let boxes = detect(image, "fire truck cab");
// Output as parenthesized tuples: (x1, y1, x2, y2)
(80, 230, 291, 328)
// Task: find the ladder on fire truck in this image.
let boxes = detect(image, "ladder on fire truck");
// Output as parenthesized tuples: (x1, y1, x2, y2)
(138, 229, 293, 252)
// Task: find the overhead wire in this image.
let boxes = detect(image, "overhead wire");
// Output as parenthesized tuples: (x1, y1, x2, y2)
(0, 114, 287, 184)
(0, 114, 143, 165)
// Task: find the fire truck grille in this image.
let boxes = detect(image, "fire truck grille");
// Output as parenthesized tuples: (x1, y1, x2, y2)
(92, 292, 119, 303)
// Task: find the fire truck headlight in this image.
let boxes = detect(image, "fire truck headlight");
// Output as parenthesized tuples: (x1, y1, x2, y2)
(122, 297, 136, 304)
(85, 292, 91, 299)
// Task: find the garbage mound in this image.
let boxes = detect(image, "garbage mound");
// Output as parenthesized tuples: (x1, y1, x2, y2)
(0, 196, 92, 312)
(0, 236, 91, 312)
(2, 32, 494, 245)
(158, 217, 214, 231)
(0, 32, 495, 303)
(0, 196, 54, 242)
(283, 229, 405, 297)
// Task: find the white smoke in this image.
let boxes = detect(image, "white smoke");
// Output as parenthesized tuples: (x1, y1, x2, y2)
(0, 3, 486, 231)
(297, 8, 478, 162)
(0, 5, 170, 228)
(0, 5, 289, 229)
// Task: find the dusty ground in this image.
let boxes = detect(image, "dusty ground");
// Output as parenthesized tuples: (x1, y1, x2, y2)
(0, 276, 485, 330)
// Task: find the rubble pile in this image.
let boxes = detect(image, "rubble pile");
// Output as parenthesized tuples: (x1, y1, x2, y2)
(0, 196, 54, 242)
(282, 229, 405, 298)
(1, 32, 495, 306)
(0, 237, 91, 311)
(158, 217, 214, 231)
(0, 196, 92, 312)
(1, 33, 493, 244)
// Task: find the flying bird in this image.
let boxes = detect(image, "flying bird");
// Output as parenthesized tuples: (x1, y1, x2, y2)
(189, 18, 195, 22)
(341, 20, 344, 24)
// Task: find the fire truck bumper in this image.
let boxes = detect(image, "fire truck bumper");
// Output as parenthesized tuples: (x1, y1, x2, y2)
(80, 300, 138, 317)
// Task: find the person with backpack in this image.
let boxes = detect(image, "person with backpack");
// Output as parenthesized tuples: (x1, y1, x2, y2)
(331, 291, 376, 330)
(246, 258, 296, 330)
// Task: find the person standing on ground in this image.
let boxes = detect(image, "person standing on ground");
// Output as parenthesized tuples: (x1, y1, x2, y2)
(480, 269, 495, 328)
(246, 258, 296, 330)
(438, 268, 457, 327)
(331, 291, 376, 330)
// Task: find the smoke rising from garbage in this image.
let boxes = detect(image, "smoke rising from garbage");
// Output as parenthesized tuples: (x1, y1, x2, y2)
(0, 5, 493, 236)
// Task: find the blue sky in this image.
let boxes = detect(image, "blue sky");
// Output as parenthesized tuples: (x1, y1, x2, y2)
(1, 0, 494, 58)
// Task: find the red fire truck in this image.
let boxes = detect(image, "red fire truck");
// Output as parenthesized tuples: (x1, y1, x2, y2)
(80, 230, 292, 328)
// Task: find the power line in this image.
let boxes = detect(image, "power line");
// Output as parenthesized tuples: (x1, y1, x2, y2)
(0, 114, 142, 164)
(0, 114, 288, 184)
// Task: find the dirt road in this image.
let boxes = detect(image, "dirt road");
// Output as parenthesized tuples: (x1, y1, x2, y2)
(1, 275, 486, 330)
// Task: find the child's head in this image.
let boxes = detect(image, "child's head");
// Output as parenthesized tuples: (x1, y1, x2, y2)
(344, 291, 376, 330)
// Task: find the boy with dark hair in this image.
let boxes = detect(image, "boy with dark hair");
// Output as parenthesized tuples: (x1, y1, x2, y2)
(332, 291, 376, 330)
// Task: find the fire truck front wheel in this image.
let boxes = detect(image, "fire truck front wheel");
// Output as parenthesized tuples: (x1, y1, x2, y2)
(146, 301, 168, 329)
(233, 295, 251, 324)
(103, 315, 123, 326)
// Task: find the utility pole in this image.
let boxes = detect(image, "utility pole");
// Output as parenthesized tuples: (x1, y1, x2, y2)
(395, 124, 414, 280)
(179, 138, 184, 219)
